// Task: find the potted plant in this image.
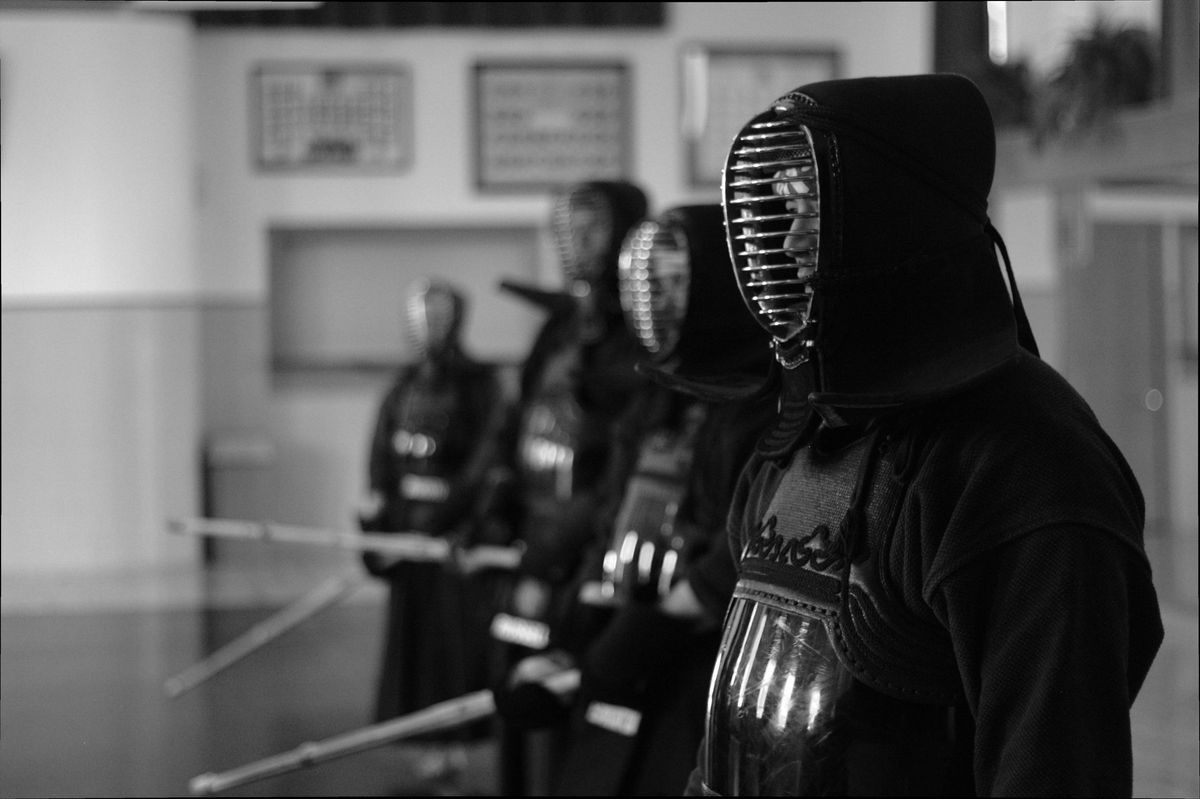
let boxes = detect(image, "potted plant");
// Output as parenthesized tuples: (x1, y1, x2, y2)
(1032, 17, 1158, 147)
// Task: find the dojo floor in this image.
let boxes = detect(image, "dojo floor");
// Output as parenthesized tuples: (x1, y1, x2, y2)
(1, 550, 1197, 798)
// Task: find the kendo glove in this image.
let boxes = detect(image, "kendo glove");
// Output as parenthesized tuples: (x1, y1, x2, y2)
(492, 652, 575, 730)
(360, 548, 403, 578)
(357, 495, 400, 578)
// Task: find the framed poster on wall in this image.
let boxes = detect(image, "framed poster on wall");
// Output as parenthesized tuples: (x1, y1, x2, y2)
(473, 61, 630, 191)
(681, 46, 840, 188)
(253, 63, 412, 171)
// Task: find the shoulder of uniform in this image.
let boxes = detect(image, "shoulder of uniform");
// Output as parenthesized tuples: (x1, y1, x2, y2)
(925, 354, 1100, 453)
(903, 354, 1145, 584)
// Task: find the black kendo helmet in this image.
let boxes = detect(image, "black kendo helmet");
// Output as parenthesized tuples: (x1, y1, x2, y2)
(551, 181, 649, 305)
(619, 214, 691, 358)
(723, 74, 1037, 418)
(605, 205, 771, 603)
(404, 278, 464, 359)
(619, 204, 771, 388)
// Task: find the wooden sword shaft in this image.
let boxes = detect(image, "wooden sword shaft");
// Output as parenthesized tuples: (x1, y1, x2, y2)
(188, 668, 581, 795)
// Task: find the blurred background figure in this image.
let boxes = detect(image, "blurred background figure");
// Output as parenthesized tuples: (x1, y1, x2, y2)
(504, 204, 777, 795)
(357, 278, 509, 789)
(488, 180, 648, 794)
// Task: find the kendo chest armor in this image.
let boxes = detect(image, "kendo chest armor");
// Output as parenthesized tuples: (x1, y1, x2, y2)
(702, 433, 970, 796)
(601, 403, 707, 603)
(517, 341, 584, 509)
(388, 374, 469, 509)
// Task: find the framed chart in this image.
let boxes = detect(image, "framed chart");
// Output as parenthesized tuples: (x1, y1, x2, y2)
(473, 61, 630, 191)
(253, 63, 412, 171)
(681, 46, 839, 187)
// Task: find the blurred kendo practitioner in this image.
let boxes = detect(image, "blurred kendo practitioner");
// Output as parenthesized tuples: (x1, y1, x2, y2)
(358, 278, 508, 780)
(499, 204, 776, 796)
(485, 181, 647, 794)
(685, 74, 1164, 797)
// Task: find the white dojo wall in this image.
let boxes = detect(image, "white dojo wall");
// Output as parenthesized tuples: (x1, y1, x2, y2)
(195, 2, 931, 298)
(1, 12, 201, 578)
(193, 2, 932, 540)
(1, 3, 932, 586)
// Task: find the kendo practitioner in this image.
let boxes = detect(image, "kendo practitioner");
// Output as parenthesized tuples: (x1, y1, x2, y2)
(357, 278, 508, 784)
(683, 73, 1165, 797)
(501, 204, 778, 796)
(487, 181, 648, 794)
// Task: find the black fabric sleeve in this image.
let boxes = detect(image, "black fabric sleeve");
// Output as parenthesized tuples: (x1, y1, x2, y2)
(581, 602, 694, 704)
(686, 535, 738, 622)
(684, 397, 777, 618)
(360, 378, 404, 574)
(931, 525, 1162, 797)
(518, 490, 604, 584)
(366, 377, 405, 501)
(436, 366, 509, 533)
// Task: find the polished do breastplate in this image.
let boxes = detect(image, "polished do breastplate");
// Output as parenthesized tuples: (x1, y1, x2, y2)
(702, 435, 969, 796)
(517, 343, 584, 507)
(390, 377, 465, 504)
